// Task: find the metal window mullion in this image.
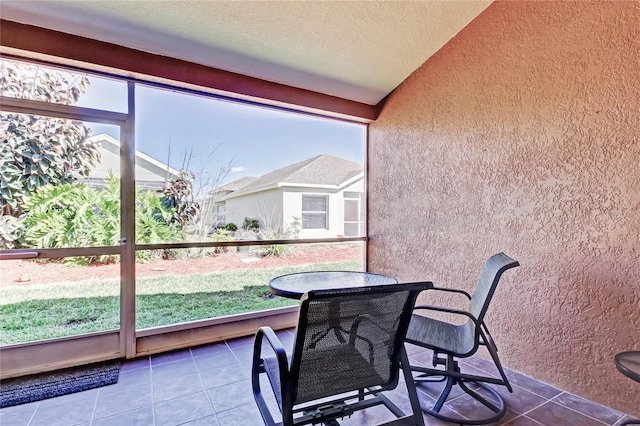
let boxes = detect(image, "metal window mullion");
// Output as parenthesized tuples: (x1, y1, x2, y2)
(135, 236, 365, 251)
(120, 82, 136, 358)
(0, 96, 128, 125)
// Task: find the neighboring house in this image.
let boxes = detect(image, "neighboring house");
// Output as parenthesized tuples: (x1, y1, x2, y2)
(81, 134, 180, 190)
(198, 176, 259, 230)
(218, 155, 364, 238)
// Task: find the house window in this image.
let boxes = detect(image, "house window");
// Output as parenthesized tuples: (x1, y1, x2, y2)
(302, 195, 328, 229)
(343, 192, 363, 237)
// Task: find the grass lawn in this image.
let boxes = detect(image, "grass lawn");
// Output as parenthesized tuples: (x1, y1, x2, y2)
(0, 260, 362, 345)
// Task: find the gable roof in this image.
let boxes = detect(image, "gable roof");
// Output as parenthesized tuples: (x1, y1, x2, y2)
(83, 134, 181, 190)
(212, 176, 259, 194)
(203, 176, 259, 203)
(224, 154, 362, 200)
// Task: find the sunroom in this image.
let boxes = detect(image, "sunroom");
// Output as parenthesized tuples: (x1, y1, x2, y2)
(0, 1, 638, 424)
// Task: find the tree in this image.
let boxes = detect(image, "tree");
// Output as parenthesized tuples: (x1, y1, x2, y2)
(160, 169, 200, 227)
(181, 144, 232, 235)
(0, 61, 100, 218)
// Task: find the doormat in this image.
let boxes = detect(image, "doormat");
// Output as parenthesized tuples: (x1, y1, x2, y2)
(0, 360, 120, 408)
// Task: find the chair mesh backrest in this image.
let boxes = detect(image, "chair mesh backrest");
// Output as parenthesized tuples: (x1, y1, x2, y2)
(468, 252, 520, 321)
(290, 284, 424, 405)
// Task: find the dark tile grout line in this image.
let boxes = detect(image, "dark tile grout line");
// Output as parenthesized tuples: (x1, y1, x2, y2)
(26, 402, 38, 426)
(547, 393, 625, 426)
(88, 354, 151, 425)
(502, 413, 545, 425)
(190, 346, 216, 425)
(504, 397, 560, 426)
(153, 350, 208, 424)
(89, 390, 99, 426)
(163, 350, 205, 426)
(150, 355, 157, 426)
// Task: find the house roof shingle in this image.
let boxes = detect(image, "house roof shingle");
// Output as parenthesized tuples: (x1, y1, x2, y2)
(212, 176, 259, 194)
(225, 154, 362, 199)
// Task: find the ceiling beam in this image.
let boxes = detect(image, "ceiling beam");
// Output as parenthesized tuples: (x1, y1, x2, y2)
(0, 20, 379, 122)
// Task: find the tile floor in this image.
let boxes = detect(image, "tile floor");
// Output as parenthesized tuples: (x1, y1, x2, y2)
(0, 329, 635, 426)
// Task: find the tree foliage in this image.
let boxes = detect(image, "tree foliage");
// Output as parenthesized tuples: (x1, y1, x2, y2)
(160, 169, 199, 227)
(0, 61, 100, 217)
(20, 174, 183, 264)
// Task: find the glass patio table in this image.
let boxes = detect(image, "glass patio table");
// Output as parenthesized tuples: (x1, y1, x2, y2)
(269, 271, 400, 346)
(269, 271, 399, 299)
(615, 351, 640, 425)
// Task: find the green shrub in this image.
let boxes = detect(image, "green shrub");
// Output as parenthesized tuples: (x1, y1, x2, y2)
(255, 228, 291, 258)
(159, 169, 199, 226)
(209, 229, 234, 254)
(259, 244, 288, 258)
(135, 187, 183, 245)
(19, 173, 183, 264)
(223, 222, 238, 232)
(242, 217, 259, 231)
(20, 182, 119, 264)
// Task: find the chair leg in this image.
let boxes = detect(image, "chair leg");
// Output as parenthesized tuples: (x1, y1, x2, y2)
(400, 347, 426, 426)
(412, 354, 508, 425)
(430, 374, 455, 412)
(481, 328, 513, 393)
(252, 365, 280, 426)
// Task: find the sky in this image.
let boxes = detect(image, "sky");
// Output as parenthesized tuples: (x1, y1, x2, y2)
(80, 75, 366, 189)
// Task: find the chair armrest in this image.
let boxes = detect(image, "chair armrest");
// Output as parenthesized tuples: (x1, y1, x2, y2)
(252, 326, 289, 393)
(430, 286, 472, 300)
(413, 304, 481, 328)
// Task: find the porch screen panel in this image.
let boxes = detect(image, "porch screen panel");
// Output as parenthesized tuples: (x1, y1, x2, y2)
(0, 254, 121, 346)
(133, 82, 366, 329)
(0, 118, 123, 345)
(0, 58, 129, 354)
(0, 117, 122, 249)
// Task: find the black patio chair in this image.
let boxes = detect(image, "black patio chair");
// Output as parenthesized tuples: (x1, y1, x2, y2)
(252, 282, 431, 426)
(405, 252, 519, 425)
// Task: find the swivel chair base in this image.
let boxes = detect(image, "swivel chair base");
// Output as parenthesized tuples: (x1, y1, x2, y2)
(413, 355, 510, 425)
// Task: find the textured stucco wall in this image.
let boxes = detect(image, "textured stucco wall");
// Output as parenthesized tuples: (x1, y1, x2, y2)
(368, 0, 640, 416)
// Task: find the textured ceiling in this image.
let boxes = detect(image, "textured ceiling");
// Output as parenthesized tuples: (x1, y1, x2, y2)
(0, 1, 491, 105)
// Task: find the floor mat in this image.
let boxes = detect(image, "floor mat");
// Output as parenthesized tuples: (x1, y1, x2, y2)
(0, 360, 120, 408)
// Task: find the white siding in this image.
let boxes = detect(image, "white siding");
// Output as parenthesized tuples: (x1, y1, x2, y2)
(225, 188, 284, 231)
(81, 135, 178, 190)
(283, 178, 364, 239)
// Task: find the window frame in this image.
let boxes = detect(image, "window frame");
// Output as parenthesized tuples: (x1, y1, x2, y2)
(301, 194, 329, 230)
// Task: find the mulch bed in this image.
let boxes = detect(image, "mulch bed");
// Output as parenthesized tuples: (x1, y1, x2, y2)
(1, 245, 361, 287)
